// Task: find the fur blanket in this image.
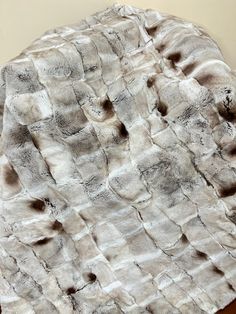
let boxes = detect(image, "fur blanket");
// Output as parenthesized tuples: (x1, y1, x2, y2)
(0, 4, 235, 313)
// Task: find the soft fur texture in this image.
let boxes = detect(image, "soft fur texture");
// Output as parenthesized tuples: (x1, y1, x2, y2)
(0, 4, 236, 313)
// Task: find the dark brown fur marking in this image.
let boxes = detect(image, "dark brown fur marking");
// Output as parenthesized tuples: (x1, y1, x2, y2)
(227, 283, 235, 291)
(34, 237, 52, 246)
(102, 99, 114, 116)
(212, 265, 224, 276)
(196, 74, 215, 85)
(147, 77, 156, 88)
(182, 62, 196, 76)
(228, 146, 236, 156)
(156, 44, 166, 52)
(146, 26, 158, 37)
(105, 255, 111, 261)
(66, 287, 76, 295)
(31, 136, 40, 150)
(4, 164, 19, 186)
(80, 213, 89, 223)
(168, 52, 181, 63)
(227, 212, 236, 224)
(219, 183, 236, 198)
(51, 220, 63, 231)
(157, 102, 168, 116)
(87, 272, 97, 282)
(92, 233, 98, 243)
(218, 108, 236, 122)
(118, 123, 128, 138)
(29, 199, 46, 212)
(181, 234, 189, 243)
(195, 250, 208, 259)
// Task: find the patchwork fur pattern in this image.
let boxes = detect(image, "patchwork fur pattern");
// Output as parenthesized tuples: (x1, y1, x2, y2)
(0, 4, 236, 313)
